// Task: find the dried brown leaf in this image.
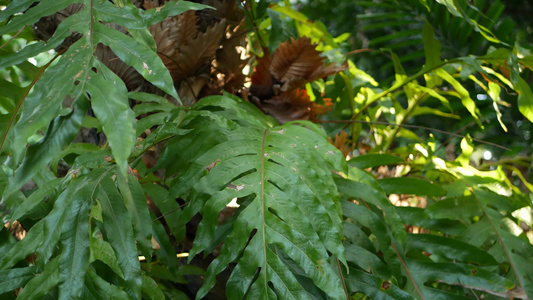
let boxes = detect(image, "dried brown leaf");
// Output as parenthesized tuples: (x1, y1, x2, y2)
(270, 37, 346, 91)
(172, 19, 225, 82)
(328, 130, 353, 157)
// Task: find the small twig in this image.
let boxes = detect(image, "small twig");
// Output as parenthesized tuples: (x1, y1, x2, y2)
(0, 25, 26, 50)
(152, 202, 187, 222)
(318, 119, 511, 151)
(157, 51, 197, 103)
(390, 242, 425, 300)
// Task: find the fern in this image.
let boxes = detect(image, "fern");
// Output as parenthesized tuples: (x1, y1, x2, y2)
(154, 94, 348, 299)
(0, 0, 209, 195)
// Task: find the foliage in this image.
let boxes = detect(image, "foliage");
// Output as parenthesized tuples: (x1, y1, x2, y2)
(0, 0, 532, 299)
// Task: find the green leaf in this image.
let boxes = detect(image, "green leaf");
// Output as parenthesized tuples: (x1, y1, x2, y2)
(0, 0, 37, 22)
(7, 95, 88, 197)
(378, 177, 446, 197)
(0, 266, 38, 294)
(422, 21, 442, 68)
(0, 222, 44, 270)
(426, 196, 481, 220)
(436, 68, 482, 127)
(10, 178, 62, 221)
(36, 169, 105, 268)
(86, 69, 135, 176)
(514, 76, 533, 123)
(17, 257, 60, 300)
(172, 96, 346, 299)
(97, 172, 142, 299)
(348, 154, 403, 169)
(341, 201, 403, 286)
(0, 10, 91, 69)
(151, 215, 183, 280)
(141, 273, 165, 300)
(116, 172, 153, 261)
(406, 234, 497, 265)
(90, 238, 124, 278)
(336, 172, 406, 248)
(11, 40, 92, 165)
(345, 243, 393, 283)
(92, 22, 180, 102)
(141, 1, 212, 26)
(88, 270, 130, 300)
(0, 0, 84, 35)
(344, 268, 415, 300)
(397, 206, 468, 236)
(58, 190, 93, 299)
(407, 259, 517, 298)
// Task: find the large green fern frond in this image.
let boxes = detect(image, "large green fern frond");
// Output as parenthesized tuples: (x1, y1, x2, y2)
(156, 94, 348, 299)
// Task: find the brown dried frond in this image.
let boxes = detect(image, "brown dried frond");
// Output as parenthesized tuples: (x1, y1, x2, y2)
(213, 21, 250, 93)
(270, 37, 347, 91)
(172, 19, 226, 82)
(328, 130, 354, 157)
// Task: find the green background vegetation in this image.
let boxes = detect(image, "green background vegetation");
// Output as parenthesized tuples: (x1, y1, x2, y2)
(0, 0, 532, 299)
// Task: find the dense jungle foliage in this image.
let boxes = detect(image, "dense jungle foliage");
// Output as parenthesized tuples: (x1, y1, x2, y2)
(0, 0, 532, 299)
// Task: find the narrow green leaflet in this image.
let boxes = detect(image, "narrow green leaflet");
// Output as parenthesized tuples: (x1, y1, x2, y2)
(341, 201, 403, 283)
(141, 273, 165, 300)
(0, 266, 37, 294)
(426, 196, 482, 220)
(58, 188, 93, 299)
(7, 96, 89, 197)
(92, 22, 180, 102)
(436, 69, 482, 127)
(514, 77, 533, 123)
(94, 0, 211, 29)
(34, 169, 104, 268)
(88, 270, 130, 300)
(9, 177, 62, 222)
(0, 222, 44, 270)
(344, 268, 414, 300)
(97, 173, 142, 299)
(16, 257, 60, 300)
(422, 21, 442, 68)
(0, 9, 91, 69)
(407, 259, 521, 299)
(86, 70, 135, 176)
(336, 173, 406, 247)
(405, 234, 497, 265)
(11, 40, 92, 164)
(116, 172, 153, 260)
(90, 238, 124, 277)
(0, 0, 85, 35)
(0, 0, 37, 22)
(378, 177, 446, 197)
(348, 154, 403, 170)
(344, 243, 393, 283)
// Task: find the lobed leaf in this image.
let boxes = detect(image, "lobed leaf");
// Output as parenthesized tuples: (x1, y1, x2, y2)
(165, 95, 346, 299)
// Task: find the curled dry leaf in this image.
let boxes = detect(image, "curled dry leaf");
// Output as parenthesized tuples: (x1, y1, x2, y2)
(328, 130, 354, 158)
(270, 36, 347, 91)
(250, 36, 345, 123)
(148, 10, 225, 83)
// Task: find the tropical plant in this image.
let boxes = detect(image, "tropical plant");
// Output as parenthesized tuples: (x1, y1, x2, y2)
(0, 0, 532, 299)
